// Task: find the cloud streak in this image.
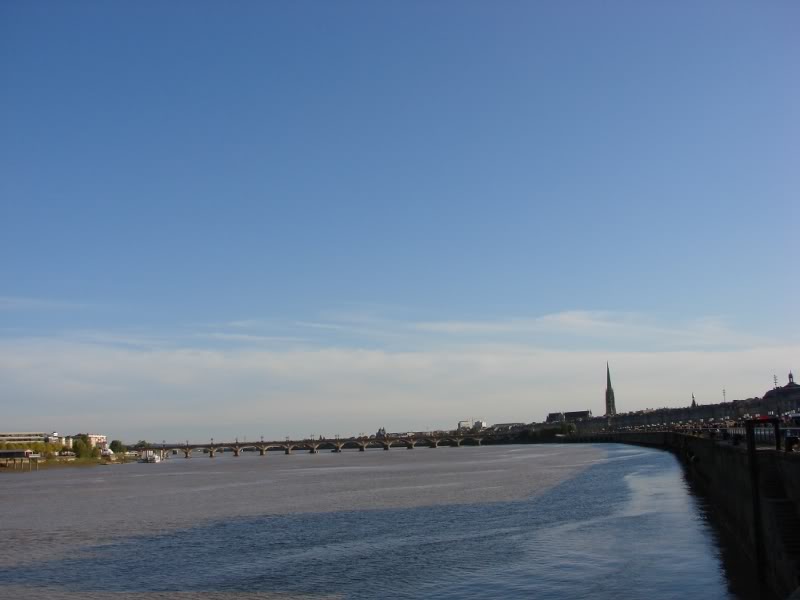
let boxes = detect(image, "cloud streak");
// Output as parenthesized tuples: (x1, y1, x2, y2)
(1, 308, 794, 441)
(410, 311, 771, 350)
(1, 333, 796, 442)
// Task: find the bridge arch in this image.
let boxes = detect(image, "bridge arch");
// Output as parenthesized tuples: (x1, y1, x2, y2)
(339, 440, 366, 451)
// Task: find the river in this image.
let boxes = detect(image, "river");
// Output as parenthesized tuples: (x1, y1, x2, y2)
(0, 444, 754, 599)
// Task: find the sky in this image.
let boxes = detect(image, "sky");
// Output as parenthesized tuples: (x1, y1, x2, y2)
(1, 1, 798, 442)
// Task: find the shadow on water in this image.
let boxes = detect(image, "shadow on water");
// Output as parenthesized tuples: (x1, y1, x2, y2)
(678, 457, 777, 600)
(0, 445, 749, 600)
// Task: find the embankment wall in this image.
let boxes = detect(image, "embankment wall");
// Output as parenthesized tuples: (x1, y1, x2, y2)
(568, 432, 800, 599)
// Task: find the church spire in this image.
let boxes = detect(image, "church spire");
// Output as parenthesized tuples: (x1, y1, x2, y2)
(605, 362, 616, 416)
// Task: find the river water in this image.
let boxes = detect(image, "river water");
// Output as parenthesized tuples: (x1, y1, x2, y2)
(0, 444, 751, 599)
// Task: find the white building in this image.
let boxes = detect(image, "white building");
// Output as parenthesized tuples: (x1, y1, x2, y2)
(0, 431, 65, 445)
(84, 434, 108, 449)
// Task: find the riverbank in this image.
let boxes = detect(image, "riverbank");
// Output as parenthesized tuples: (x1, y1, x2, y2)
(565, 431, 800, 599)
(0, 457, 137, 472)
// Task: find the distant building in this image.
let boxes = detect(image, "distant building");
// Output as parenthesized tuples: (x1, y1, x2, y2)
(458, 420, 488, 432)
(763, 371, 800, 404)
(605, 363, 617, 416)
(564, 410, 593, 423)
(0, 432, 64, 445)
(546, 412, 565, 424)
(573, 371, 800, 433)
(74, 434, 108, 449)
(489, 422, 526, 433)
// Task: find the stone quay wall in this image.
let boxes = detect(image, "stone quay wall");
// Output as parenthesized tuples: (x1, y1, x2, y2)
(566, 432, 800, 599)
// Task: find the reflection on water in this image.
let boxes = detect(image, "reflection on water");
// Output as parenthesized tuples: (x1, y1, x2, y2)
(0, 445, 745, 599)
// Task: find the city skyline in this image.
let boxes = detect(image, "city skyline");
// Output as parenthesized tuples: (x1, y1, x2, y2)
(2, 2, 798, 440)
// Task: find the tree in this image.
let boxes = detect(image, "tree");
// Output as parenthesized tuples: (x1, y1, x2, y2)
(72, 436, 93, 458)
(134, 440, 149, 449)
(109, 440, 126, 453)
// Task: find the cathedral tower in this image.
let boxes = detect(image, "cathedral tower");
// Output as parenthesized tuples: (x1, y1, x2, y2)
(605, 362, 617, 416)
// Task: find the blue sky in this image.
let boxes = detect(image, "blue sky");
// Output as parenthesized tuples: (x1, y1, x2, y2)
(1, 2, 798, 441)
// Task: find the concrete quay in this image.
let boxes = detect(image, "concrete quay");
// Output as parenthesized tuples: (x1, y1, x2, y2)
(567, 431, 800, 599)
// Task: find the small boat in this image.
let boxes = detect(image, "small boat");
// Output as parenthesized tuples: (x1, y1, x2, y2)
(137, 451, 162, 463)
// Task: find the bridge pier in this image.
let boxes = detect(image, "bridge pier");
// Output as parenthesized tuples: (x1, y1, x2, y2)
(259, 447, 265, 456)
(358, 445, 365, 452)
(209, 449, 216, 458)
(233, 447, 240, 457)
(285, 447, 292, 455)
(183, 449, 191, 458)
(309, 447, 318, 454)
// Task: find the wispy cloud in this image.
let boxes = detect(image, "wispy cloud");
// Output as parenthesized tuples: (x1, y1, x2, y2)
(0, 308, 793, 440)
(294, 317, 408, 341)
(295, 321, 350, 331)
(411, 310, 771, 350)
(196, 332, 307, 344)
(1, 334, 796, 441)
(62, 330, 175, 348)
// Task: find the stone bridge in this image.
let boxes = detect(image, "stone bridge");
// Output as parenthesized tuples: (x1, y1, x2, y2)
(145, 435, 489, 458)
